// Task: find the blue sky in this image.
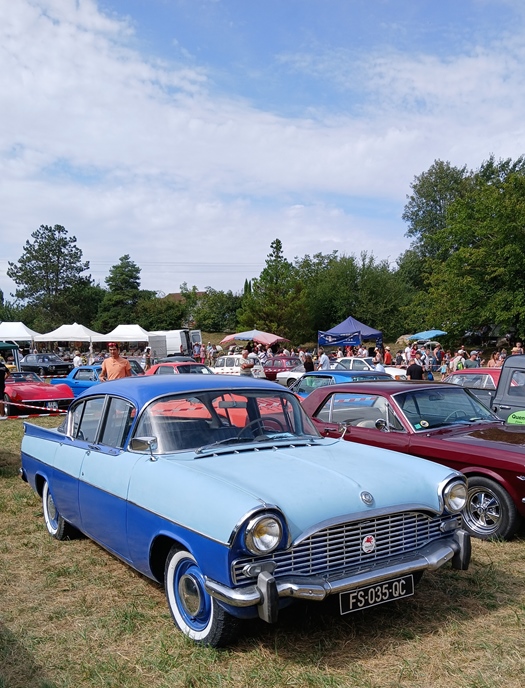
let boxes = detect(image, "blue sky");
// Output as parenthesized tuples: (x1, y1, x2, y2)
(1, 0, 524, 300)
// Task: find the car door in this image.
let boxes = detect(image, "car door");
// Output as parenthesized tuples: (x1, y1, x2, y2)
(78, 396, 138, 561)
(310, 391, 411, 452)
(68, 368, 100, 396)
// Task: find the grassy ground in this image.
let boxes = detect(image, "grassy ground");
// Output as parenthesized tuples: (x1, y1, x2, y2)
(1, 417, 525, 688)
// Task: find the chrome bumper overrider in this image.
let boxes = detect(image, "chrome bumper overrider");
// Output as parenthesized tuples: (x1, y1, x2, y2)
(204, 530, 471, 624)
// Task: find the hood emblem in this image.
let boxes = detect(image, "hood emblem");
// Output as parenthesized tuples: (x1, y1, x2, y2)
(360, 491, 374, 505)
(362, 535, 376, 553)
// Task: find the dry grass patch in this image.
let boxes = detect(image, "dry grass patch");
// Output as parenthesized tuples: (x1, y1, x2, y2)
(1, 417, 525, 688)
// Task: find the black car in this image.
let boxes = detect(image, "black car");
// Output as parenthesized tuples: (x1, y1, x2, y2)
(20, 353, 74, 377)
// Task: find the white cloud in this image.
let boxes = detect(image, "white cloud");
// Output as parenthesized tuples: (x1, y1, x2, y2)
(2, 0, 525, 302)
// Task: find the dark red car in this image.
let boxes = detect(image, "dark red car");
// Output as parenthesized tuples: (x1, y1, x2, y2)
(262, 357, 301, 381)
(301, 380, 525, 541)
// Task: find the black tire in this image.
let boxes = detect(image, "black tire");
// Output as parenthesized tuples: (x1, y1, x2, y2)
(286, 378, 296, 388)
(2, 393, 12, 417)
(42, 481, 77, 540)
(462, 476, 521, 540)
(164, 546, 239, 647)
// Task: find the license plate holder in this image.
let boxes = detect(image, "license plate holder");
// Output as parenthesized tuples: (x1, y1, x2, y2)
(339, 574, 414, 615)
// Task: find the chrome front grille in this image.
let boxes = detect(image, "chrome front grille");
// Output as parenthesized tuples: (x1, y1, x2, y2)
(232, 512, 461, 584)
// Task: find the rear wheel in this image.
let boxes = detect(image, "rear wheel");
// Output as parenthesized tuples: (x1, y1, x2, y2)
(165, 547, 239, 647)
(42, 481, 77, 540)
(286, 378, 296, 388)
(462, 476, 520, 540)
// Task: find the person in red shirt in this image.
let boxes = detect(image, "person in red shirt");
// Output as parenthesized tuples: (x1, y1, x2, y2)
(99, 343, 132, 381)
(384, 347, 392, 365)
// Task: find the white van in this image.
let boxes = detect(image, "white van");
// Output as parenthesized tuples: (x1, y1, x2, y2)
(213, 354, 265, 378)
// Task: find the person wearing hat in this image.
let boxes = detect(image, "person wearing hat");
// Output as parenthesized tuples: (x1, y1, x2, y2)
(384, 346, 392, 365)
(73, 350, 83, 368)
(99, 343, 132, 381)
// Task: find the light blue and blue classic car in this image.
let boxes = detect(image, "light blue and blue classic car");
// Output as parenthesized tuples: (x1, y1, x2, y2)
(20, 376, 471, 646)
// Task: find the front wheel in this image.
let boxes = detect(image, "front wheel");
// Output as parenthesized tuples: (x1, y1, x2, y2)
(42, 481, 77, 540)
(462, 476, 521, 540)
(165, 547, 239, 647)
(2, 393, 12, 417)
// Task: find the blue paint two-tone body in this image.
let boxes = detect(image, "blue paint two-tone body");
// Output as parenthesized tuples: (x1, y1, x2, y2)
(20, 374, 472, 645)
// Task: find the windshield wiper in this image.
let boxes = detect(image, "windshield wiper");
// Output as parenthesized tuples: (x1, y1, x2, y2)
(196, 437, 250, 454)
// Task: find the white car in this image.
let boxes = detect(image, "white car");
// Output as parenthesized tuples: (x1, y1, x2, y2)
(213, 354, 265, 378)
(336, 357, 407, 380)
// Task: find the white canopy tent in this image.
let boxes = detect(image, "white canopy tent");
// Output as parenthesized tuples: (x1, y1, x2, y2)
(34, 323, 106, 363)
(34, 322, 105, 343)
(0, 321, 41, 341)
(97, 324, 150, 342)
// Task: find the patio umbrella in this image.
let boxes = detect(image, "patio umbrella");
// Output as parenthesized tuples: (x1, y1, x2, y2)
(408, 330, 447, 341)
(220, 329, 290, 346)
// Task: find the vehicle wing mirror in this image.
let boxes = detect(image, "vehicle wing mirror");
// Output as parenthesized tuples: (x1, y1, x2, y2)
(130, 436, 158, 460)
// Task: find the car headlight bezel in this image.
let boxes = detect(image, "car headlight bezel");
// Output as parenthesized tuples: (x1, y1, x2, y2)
(443, 479, 468, 513)
(244, 514, 283, 555)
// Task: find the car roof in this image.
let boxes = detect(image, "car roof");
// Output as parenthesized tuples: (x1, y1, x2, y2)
(303, 370, 393, 380)
(307, 380, 449, 394)
(76, 374, 284, 407)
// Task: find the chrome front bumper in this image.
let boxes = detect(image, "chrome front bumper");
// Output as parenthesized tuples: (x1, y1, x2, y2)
(205, 530, 471, 624)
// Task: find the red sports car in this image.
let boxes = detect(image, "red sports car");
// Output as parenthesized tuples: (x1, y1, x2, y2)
(301, 380, 525, 541)
(145, 362, 214, 376)
(262, 357, 301, 381)
(3, 372, 74, 416)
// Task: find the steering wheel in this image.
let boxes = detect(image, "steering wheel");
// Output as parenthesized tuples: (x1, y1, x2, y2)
(237, 416, 285, 439)
(443, 409, 469, 423)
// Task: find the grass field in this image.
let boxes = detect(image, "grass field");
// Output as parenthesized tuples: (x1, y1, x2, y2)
(1, 417, 525, 688)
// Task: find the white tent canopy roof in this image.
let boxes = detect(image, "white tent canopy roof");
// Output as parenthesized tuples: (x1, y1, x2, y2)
(97, 324, 150, 342)
(0, 321, 41, 340)
(34, 322, 105, 342)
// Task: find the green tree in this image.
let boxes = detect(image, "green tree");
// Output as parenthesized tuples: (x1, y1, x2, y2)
(193, 288, 242, 332)
(237, 239, 301, 339)
(94, 255, 145, 331)
(136, 294, 187, 331)
(421, 157, 525, 338)
(6, 224, 92, 327)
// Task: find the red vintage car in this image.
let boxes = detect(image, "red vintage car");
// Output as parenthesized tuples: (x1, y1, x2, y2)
(3, 371, 74, 416)
(262, 356, 301, 381)
(145, 362, 214, 376)
(301, 380, 525, 541)
(442, 367, 501, 390)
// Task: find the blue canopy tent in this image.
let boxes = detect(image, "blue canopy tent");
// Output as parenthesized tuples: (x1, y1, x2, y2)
(408, 330, 447, 341)
(318, 316, 382, 348)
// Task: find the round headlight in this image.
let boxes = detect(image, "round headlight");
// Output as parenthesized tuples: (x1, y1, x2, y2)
(443, 480, 467, 513)
(245, 515, 283, 555)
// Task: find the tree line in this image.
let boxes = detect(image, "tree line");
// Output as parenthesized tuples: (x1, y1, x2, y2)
(2, 154, 524, 345)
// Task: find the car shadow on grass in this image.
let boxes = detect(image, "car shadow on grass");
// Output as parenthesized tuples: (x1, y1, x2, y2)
(231, 553, 524, 662)
(0, 449, 21, 479)
(0, 623, 57, 688)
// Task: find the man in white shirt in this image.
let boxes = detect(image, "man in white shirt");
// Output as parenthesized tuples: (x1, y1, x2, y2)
(317, 347, 330, 370)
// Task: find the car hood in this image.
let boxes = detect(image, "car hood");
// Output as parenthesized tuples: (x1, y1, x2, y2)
(130, 439, 456, 544)
(8, 382, 72, 399)
(436, 422, 525, 451)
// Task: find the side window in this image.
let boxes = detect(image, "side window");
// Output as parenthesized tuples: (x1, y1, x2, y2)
(74, 369, 95, 381)
(99, 397, 136, 448)
(226, 357, 235, 367)
(216, 357, 224, 367)
(156, 366, 174, 375)
(508, 371, 525, 396)
(77, 397, 105, 443)
(352, 359, 368, 370)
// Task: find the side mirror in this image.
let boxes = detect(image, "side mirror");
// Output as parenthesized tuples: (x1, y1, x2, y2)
(130, 436, 158, 460)
(375, 418, 388, 431)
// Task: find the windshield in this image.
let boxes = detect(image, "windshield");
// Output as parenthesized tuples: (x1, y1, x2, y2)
(393, 387, 498, 431)
(134, 389, 319, 454)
